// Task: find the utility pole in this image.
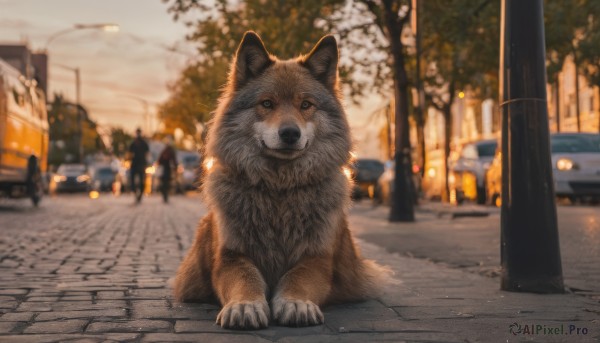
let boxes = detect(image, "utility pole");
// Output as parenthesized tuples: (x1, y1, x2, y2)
(499, 0, 564, 293)
(75, 67, 83, 163)
(119, 94, 152, 135)
(54, 63, 84, 163)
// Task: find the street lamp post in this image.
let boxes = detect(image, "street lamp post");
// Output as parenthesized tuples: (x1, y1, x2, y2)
(54, 64, 82, 162)
(45, 23, 119, 162)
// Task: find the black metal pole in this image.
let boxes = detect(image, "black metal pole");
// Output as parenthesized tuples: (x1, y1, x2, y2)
(500, 0, 564, 293)
(76, 68, 84, 163)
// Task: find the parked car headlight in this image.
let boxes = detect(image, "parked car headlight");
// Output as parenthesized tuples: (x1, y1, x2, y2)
(556, 158, 578, 171)
(77, 175, 90, 182)
(53, 175, 67, 183)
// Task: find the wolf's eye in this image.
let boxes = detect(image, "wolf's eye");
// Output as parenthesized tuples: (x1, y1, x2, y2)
(300, 101, 313, 110)
(261, 100, 273, 108)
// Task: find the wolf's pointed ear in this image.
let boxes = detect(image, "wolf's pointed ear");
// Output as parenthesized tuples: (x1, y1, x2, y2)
(301, 35, 339, 89)
(232, 31, 273, 90)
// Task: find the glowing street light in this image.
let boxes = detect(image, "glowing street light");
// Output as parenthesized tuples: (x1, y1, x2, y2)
(45, 23, 119, 50)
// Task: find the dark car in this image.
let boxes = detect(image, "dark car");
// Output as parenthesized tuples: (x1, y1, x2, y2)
(90, 165, 116, 192)
(350, 158, 385, 200)
(52, 164, 90, 193)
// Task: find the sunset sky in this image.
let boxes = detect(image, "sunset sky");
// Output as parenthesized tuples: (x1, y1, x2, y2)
(0, 0, 193, 133)
(0, 0, 382, 157)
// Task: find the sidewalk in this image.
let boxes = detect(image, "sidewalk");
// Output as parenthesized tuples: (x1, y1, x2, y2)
(0, 195, 598, 342)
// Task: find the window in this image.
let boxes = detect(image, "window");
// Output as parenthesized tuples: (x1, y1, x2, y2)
(551, 135, 600, 153)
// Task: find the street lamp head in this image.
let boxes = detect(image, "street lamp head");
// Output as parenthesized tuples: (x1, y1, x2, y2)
(102, 24, 120, 33)
(73, 23, 119, 32)
(45, 23, 120, 49)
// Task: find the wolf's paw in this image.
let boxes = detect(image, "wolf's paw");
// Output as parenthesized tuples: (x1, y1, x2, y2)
(216, 299, 270, 330)
(272, 296, 324, 327)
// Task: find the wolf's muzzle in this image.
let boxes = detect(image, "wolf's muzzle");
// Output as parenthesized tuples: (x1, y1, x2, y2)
(279, 124, 301, 146)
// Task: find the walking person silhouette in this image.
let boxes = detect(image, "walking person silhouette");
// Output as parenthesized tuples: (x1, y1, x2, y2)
(128, 128, 149, 203)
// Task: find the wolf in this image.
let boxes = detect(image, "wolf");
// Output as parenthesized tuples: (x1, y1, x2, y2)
(174, 31, 386, 330)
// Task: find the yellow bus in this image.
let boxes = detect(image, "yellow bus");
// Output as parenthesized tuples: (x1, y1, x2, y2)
(0, 59, 49, 206)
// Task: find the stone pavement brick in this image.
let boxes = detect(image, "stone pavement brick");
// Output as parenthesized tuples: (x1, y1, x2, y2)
(173, 320, 231, 333)
(24, 319, 88, 334)
(60, 295, 93, 301)
(96, 291, 125, 300)
(141, 333, 273, 342)
(85, 319, 172, 333)
(0, 333, 140, 343)
(126, 288, 171, 299)
(15, 302, 52, 312)
(26, 297, 59, 302)
(133, 302, 217, 320)
(0, 289, 29, 296)
(0, 312, 34, 322)
(243, 324, 333, 339)
(35, 309, 127, 321)
(278, 332, 464, 343)
(0, 321, 22, 333)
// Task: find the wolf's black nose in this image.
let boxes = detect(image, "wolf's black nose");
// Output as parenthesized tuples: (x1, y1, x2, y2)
(279, 125, 301, 145)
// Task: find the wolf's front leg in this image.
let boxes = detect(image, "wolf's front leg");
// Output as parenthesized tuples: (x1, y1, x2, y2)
(272, 256, 333, 327)
(212, 249, 270, 330)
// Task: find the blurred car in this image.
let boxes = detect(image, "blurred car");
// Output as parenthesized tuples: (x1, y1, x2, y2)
(350, 158, 384, 200)
(373, 160, 421, 206)
(449, 139, 497, 204)
(485, 148, 502, 207)
(52, 164, 90, 193)
(486, 133, 600, 205)
(90, 165, 116, 192)
(551, 133, 600, 201)
(177, 151, 202, 191)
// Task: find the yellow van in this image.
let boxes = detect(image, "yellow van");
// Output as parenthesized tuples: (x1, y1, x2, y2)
(0, 59, 49, 206)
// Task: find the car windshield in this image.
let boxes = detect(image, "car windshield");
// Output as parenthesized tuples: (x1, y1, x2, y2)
(477, 142, 497, 157)
(57, 165, 85, 174)
(551, 135, 600, 153)
(96, 168, 114, 176)
(355, 160, 384, 172)
(182, 156, 199, 168)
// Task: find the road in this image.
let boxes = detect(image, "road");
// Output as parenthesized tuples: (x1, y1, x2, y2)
(352, 201, 600, 298)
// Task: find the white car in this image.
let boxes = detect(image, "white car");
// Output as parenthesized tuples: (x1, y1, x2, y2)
(551, 133, 600, 201)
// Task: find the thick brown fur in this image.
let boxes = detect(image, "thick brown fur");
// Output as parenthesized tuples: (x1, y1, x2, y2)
(174, 31, 387, 330)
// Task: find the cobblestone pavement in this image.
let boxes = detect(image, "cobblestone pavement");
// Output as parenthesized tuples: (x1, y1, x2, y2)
(0, 194, 598, 342)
